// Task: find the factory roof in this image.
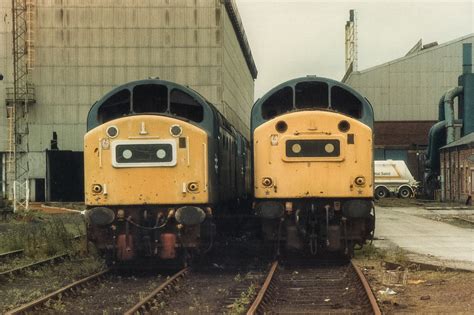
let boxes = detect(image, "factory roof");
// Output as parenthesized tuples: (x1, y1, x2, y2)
(224, 0, 258, 79)
(343, 33, 474, 82)
(441, 132, 474, 150)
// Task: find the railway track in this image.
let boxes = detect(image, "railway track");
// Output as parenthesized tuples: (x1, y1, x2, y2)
(0, 249, 24, 261)
(156, 267, 265, 313)
(5, 269, 109, 315)
(125, 267, 189, 314)
(247, 260, 381, 315)
(0, 235, 85, 278)
(0, 253, 70, 278)
(5, 268, 188, 315)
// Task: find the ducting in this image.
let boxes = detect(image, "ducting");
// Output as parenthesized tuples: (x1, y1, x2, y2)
(424, 43, 473, 199)
(443, 86, 463, 144)
(437, 95, 445, 121)
(463, 42, 472, 75)
(425, 120, 446, 170)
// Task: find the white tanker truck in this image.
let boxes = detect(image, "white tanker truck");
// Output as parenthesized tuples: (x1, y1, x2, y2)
(374, 160, 419, 199)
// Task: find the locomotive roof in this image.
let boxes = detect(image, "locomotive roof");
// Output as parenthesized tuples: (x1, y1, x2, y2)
(251, 76, 374, 132)
(87, 79, 223, 134)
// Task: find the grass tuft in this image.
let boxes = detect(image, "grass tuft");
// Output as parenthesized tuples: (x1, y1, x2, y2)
(227, 283, 257, 315)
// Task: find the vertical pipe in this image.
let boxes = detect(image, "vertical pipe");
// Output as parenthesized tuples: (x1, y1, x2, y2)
(13, 181, 16, 212)
(444, 86, 463, 144)
(1, 154, 5, 199)
(460, 43, 474, 135)
(26, 179, 29, 209)
(463, 43, 472, 74)
(438, 95, 445, 121)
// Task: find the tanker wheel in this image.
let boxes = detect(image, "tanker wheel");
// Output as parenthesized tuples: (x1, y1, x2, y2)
(375, 187, 389, 199)
(398, 186, 412, 199)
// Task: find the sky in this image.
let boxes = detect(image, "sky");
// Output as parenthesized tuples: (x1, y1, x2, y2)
(236, 0, 474, 100)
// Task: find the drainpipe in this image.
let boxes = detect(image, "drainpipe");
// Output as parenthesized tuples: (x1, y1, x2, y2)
(444, 86, 463, 144)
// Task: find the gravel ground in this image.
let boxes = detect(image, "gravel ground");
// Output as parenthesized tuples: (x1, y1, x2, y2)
(154, 237, 272, 314)
(41, 272, 169, 314)
(375, 197, 471, 209)
(4, 204, 471, 314)
(159, 269, 265, 314)
(355, 257, 474, 314)
(0, 255, 105, 313)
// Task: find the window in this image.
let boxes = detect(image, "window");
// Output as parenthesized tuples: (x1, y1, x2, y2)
(98, 89, 131, 124)
(331, 86, 362, 118)
(133, 84, 167, 113)
(261, 86, 293, 119)
(295, 81, 328, 109)
(170, 89, 204, 122)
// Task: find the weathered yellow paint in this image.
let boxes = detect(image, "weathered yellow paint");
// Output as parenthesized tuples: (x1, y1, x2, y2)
(84, 115, 209, 206)
(254, 111, 373, 198)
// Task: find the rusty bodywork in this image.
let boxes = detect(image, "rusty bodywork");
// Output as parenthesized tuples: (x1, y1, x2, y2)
(84, 79, 251, 265)
(251, 77, 375, 256)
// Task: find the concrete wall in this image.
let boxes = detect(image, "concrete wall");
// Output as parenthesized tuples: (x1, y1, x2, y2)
(0, 0, 255, 192)
(345, 35, 474, 122)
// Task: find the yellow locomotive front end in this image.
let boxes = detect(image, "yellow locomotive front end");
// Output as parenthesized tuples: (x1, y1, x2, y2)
(254, 111, 373, 199)
(85, 115, 211, 263)
(251, 77, 375, 256)
(82, 79, 232, 265)
(85, 115, 209, 206)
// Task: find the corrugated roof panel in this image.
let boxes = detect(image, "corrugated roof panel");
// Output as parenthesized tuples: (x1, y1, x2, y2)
(346, 35, 474, 121)
(441, 133, 474, 149)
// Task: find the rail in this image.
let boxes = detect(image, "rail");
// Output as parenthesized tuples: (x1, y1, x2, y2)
(0, 234, 84, 258)
(0, 234, 85, 277)
(351, 260, 382, 315)
(124, 267, 189, 315)
(0, 249, 24, 260)
(5, 269, 110, 315)
(0, 253, 69, 278)
(247, 260, 381, 315)
(246, 261, 278, 315)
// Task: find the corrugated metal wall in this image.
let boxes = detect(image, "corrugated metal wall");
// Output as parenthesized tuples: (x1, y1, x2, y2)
(345, 35, 474, 121)
(1, 0, 255, 180)
(222, 6, 253, 136)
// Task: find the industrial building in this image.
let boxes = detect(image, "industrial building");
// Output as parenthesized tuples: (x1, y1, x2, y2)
(440, 133, 474, 202)
(0, 0, 257, 204)
(343, 34, 474, 181)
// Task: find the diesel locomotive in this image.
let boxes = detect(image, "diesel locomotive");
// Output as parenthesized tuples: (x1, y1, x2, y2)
(84, 79, 251, 265)
(251, 77, 375, 256)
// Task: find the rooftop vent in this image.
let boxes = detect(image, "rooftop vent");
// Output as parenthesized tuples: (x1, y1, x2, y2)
(422, 42, 438, 50)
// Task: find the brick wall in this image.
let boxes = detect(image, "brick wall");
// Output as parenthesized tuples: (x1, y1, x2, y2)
(441, 145, 474, 202)
(374, 121, 436, 147)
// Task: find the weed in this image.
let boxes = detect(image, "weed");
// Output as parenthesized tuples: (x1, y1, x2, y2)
(234, 273, 243, 282)
(384, 246, 409, 265)
(44, 296, 67, 312)
(355, 243, 386, 259)
(0, 211, 86, 258)
(227, 283, 257, 315)
(356, 243, 410, 267)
